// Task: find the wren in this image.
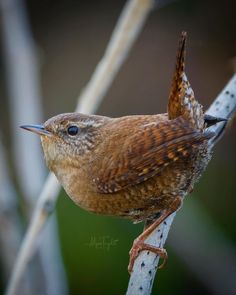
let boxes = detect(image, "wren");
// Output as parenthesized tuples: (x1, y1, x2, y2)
(21, 32, 225, 273)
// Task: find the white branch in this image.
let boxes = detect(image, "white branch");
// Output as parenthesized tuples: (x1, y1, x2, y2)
(127, 213, 176, 294)
(5, 0, 155, 294)
(126, 74, 236, 295)
(206, 75, 236, 146)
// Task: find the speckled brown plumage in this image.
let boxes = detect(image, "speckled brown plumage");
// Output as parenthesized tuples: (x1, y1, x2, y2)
(21, 32, 222, 273)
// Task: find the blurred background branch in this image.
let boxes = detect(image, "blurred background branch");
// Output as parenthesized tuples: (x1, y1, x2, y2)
(0, 137, 29, 294)
(0, 0, 67, 294)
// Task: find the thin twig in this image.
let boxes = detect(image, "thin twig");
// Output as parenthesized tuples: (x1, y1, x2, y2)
(126, 74, 236, 295)
(5, 0, 155, 294)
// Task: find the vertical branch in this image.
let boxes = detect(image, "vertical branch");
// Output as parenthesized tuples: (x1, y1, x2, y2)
(0, 139, 20, 276)
(0, 137, 29, 294)
(0, 0, 67, 294)
(0, 0, 45, 202)
(126, 74, 236, 295)
(6, 0, 156, 294)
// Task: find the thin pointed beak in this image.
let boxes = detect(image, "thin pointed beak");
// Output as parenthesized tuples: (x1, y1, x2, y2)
(20, 124, 52, 136)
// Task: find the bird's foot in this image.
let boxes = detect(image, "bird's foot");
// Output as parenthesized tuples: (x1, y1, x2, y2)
(128, 239, 168, 274)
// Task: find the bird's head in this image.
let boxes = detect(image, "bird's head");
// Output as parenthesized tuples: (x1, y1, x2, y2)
(21, 113, 110, 170)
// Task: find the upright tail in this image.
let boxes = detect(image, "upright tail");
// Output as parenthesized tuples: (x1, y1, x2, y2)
(167, 32, 204, 130)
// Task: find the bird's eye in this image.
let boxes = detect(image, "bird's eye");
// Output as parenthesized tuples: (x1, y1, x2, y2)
(67, 125, 79, 136)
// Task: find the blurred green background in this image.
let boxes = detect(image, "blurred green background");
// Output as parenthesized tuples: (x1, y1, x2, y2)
(0, 0, 236, 294)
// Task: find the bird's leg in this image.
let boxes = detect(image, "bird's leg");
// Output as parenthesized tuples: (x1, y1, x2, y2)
(128, 196, 182, 273)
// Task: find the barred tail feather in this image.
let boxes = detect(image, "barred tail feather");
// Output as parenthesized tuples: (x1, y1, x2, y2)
(168, 32, 204, 130)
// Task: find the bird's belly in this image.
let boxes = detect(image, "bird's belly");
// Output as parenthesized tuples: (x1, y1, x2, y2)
(61, 145, 212, 222)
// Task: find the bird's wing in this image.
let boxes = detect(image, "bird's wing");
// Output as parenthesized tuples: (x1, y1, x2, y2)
(92, 117, 213, 194)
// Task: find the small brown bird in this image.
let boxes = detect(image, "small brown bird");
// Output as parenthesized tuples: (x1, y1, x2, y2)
(21, 32, 225, 273)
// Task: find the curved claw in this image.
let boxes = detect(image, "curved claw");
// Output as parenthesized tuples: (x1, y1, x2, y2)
(128, 240, 168, 274)
(157, 248, 168, 269)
